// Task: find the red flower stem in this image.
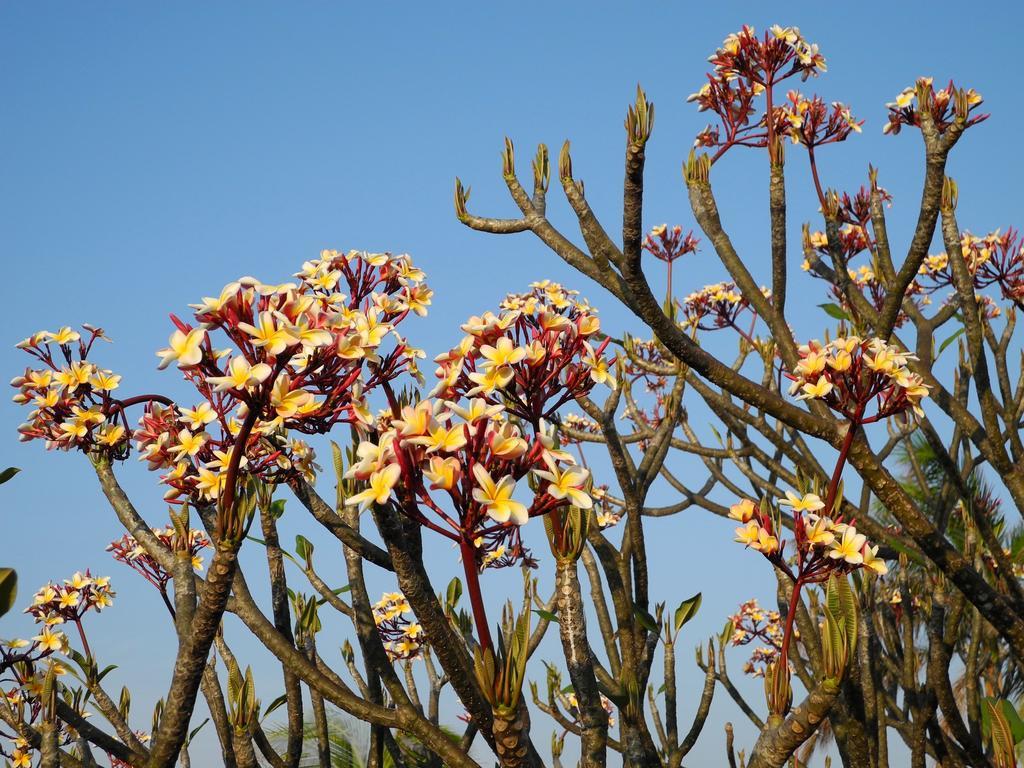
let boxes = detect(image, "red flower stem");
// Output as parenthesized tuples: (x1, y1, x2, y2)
(107, 393, 177, 414)
(220, 404, 261, 518)
(159, 587, 177, 619)
(823, 403, 866, 514)
(459, 537, 493, 653)
(74, 619, 93, 659)
(807, 146, 827, 210)
(779, 401, 867, 664)
(779, 574, 804, 665)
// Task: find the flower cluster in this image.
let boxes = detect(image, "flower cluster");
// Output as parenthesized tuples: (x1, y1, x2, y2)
(12, 326, 129, 457)
(731, 496, 887, 578)
(839, 264, 927, 328)
(786, 337, 929, 420)
(135, 250, 425, 504)
(728, 599, 785, 677)
(642, 225, 700, 264)
(15, 572, 114, 664)
(432, 282, 614, 423)
(345, 396, 592, 567)
(372, 592, 425, 661)
(680, 282, 769, 334)
(918, 229, 1024, 310)
(780, 91, 862, 148)
(802, 223, 872, 266)
(108, 526, 211, 592)
(883, 77, 987, 136)
(688, 25, 826, 156)
(25, 572, 115, 629)
(709, 25, 826, 85)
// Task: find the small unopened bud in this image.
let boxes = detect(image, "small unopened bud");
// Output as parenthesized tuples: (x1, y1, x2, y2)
(453, 178, 470, 221)
(532, 144, 550, 192)
(683, 149, 711, 184)
(942, 177, 958, 211)
(822, 189, 841, 219)
(502, 137, 515, 178)
(558, 140, 573, 182)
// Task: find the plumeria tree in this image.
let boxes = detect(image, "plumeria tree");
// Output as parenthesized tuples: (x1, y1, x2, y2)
(3, 21, 1024, 768)
(454, 20, 1024, 768)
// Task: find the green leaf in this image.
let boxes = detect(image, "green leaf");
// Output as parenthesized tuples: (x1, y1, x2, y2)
(987, 699, 1016, 759)
(982, 697, 1024, 744)
(269, 499, 287, 520)
(314, 585, 351, 606)
(533, 609, 559, 624)
(719, 619, 734, 647)
(97, 664, 118, 683)
(674, 592, 702, 633)
(828, 575, 858, 656)
(0, 467, 20, 485)
(446, 577, 462, 610)
(633, 604, 659, 634)
(185, 718, 209, 746)
(818, 303, 851, 321)
(294, 535, 314, 563)
(1001, 699, 1024, 744)
(262, 694, 289, 721)
(938, 327, 965, 357)
(0, 568, 17, 618)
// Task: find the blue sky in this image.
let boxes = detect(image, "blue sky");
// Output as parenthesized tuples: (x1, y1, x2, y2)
(2, 3, 1023, 765)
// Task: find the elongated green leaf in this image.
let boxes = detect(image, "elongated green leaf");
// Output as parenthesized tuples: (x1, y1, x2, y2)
(988, 700, 1016, 759)
(0, 467, 20, 485)
(832, 575, 858, 656)
(185, 718, 209, 746)
(261, 694, 288, 722)
(938, 327, 965, 357)
(446, 577, 462, 611)
(982, 697, 1024, 745)
(533, 609, 559, 624)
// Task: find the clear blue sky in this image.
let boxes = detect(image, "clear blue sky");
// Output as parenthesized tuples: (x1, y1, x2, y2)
(2, 3, 1023, 765)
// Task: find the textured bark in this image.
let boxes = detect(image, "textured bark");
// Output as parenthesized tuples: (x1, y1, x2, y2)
(259, 508, 303, 768)
(492, 706, 532, 768)
(746, 678, 842, 768)
(149, 540, 241, 767)
(555, 560, 607, 768)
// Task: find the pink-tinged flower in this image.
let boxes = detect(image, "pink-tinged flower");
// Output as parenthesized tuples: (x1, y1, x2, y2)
(781, 491, 825, 513)
(345, 463, 401, 511)
(237, 311, 298, 356)
(803, 515, 835, 547)
(533, 457, 592, 509)
(828, 526, 867, 564)
(156, 328, 206, 369)
(728, 498, 756, 523)
(423, 456, 460, 491)
(206, 357, 272, 393)
(735, 520, 778, 554)
(861, 543, 888, 575)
